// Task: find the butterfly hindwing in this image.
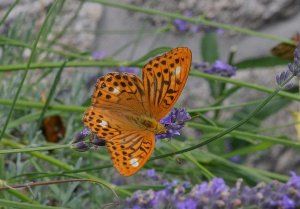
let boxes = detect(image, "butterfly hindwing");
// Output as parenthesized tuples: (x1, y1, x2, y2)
(106, 131, 155, 176)
(142, 47, 192, 120)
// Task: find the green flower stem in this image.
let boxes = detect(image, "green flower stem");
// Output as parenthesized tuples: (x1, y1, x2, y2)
(0, 139, 131, 196)
(0, 60, 127, 71)
(151, 75, 294, 160)
(0, 98, 85, 113)
(0, 142, 70, 155)
(0, 35, 87, 59)
(190, 70, 300, 101)
(90, 0, 294, 44)
(188, 98, 267, 113)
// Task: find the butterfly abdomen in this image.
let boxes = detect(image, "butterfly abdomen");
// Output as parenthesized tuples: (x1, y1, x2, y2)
(128, 115, 166, 134)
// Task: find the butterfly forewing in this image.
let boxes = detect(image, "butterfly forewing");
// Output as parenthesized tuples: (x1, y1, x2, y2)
(271, 33, 300, 60)
(91, 72, 148, 116)
(142, 47, 192, 120)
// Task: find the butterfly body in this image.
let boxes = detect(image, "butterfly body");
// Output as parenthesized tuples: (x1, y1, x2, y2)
(130, 115, 167, 134)
(84, 47, 192, 176)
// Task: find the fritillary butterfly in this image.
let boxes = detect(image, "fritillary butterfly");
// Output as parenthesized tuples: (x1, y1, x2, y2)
(271, 33, 300, 60)
(83, 47, 192, 176)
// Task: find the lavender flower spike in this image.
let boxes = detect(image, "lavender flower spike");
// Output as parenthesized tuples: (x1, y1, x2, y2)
(156, 108, 191, 140)
(72, 127, 90, 144)
(288, 44, 300, 76)
(123, 173, 300, 209)
(91, 51, 106, 60)
(204, 60, 236, 77)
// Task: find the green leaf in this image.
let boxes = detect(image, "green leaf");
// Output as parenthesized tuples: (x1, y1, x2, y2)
(201, 32, 219, 63)
(235, 56, 289, 69)
(0, 199, 70, 209)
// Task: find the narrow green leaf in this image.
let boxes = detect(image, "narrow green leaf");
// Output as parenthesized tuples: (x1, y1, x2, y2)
(201, 32, 219, 63)
(0, 199, 69, 209)
(235, 56, 288, 69)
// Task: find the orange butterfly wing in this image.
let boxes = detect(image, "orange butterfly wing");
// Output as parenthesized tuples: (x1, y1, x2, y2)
(83, 72, 155, 176)
(106, 131, 155, 176)
(271, 33, 300, 60)
(84, 106, 155, 176)
(142, 47, 192, 120)
(90, 72, 148, 116)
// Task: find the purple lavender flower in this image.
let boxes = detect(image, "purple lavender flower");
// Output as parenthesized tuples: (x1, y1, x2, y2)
(72, 128, 90, 143)
(173, 19, 190, 32)
(119, 66, 140, 74)
(71, 141, 91, 152)
(173, 10, 223, 34)
(192, 62, 209, 70)
(287, 171, 300, 188)
(123, 173, 300, 209)
(204, 60, 236, 77)
(276, 44, 300, 88)
(276, 70, 294, 89)
(91, 51, 106, 60)
(156, 108, 191, 140)
(175, 198, 197, 209)
(276, 70, 290, 86)
(71, 128, 105, 152)
(90, 135, 106, 146)
(288, 44, 300, 76)
(281, 195, 295, 209)
(173, 11, 192, 32)
(146, 169, 158, 180)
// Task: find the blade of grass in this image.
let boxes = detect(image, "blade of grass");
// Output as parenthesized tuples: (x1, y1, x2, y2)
(0, 199, 69, 209)
(188, 123, 300, 149)
(0, 35, 87, 59)
(0, 0, 20, 26)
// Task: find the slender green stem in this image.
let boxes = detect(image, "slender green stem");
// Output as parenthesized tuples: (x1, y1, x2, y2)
(0, 98, 85, 112)
(189, 123, 300, 149)
(89, 0, 294, 44)
(151, 76, 294, 160)
(0, 199, 69, 209)
(190, 70, 300, 101)
(0, 60, 129, 71)
(0, 35, 87, 59)
(0, 143, 70, 155)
